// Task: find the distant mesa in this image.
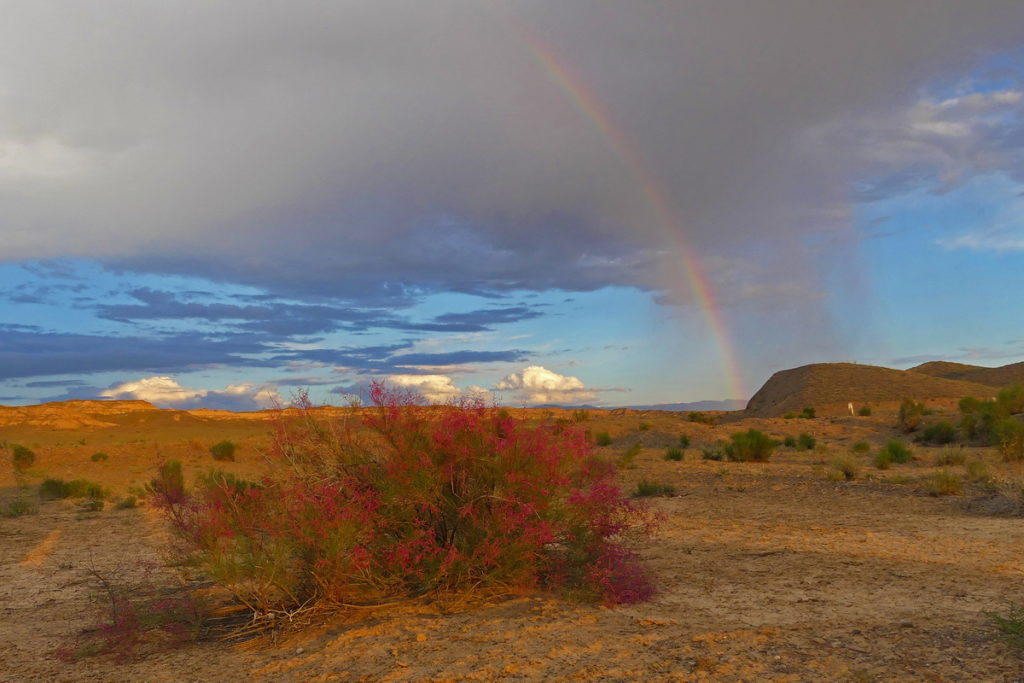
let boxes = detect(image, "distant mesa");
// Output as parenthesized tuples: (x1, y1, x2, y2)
(744, 362, 1000, 417)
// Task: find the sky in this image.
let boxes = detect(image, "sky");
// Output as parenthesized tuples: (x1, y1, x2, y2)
(2, 1, 1024, 410)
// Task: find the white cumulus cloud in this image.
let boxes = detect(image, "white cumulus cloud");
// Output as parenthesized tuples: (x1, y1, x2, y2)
(384, 374, 465, 404)
(100, 376, 280, 410)
(494, 365, 596, 405)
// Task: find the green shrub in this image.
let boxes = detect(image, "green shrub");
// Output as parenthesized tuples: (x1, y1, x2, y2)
(39, 478, 107, 500)
(873, 451, 892, 469)
(783, 436, 797, 448)
(878, 440, 913, 464)
(851, 440, 871, 454)
(65, 479, 108, 500)
(90, 452, 109, 462)
(571, 409, 590, 423)
(989, 604, 1024, 651)
(618, 443, 642, 469)
(687, 412, 717, 425)
(78, 499, 105, 512)
(39, 478, 71, 500)
(664, 448, 684, 462)
(998, 385, 1024, 415)
(965, 460, 991, 482)
(926, 470, 962, 496)
(209, 440, 237, 462)
(827, 456, 860, 481)
(857, 406, 872, 417)
(724, 429, 779, 462)
(916, 421, 957, 445)
(783, 412, 798, 419)
(701, 446, 725, 461)
(637, 421, 651, 432)
(898, 399, 926, 432)
(678, 435, 690, 448)
(594, 431, 613, 446)
(933, 447, 966, 466)
(633, 480, 676, 497)
(996, 418, 1024, 462)
(797, 433, 816, 451)
(115, 496, 138, 510)
(800, 407, 816, 419)
(11, 444, 36, 471)
(1, 498, 38, 517)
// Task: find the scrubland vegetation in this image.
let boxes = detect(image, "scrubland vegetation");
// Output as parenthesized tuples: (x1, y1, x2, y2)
(3, 391, 1024, 679)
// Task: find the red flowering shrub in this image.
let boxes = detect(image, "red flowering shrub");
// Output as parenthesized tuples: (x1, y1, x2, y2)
(158, 382, 656, 616)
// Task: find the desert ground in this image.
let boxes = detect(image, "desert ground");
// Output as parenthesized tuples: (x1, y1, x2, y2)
(2, 399, 1023, 682)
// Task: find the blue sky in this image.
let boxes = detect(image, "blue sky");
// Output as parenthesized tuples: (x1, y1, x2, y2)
(2, 2, 1023, 409)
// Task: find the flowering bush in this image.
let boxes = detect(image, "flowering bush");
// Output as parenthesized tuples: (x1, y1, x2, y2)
(157, 383, 656, 617)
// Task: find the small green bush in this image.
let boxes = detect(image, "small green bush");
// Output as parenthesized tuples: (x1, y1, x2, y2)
(898, 399, 926, 433)
(989, 604, 1024, 651)
(996, 418, 1024, 462)
(594, 431, 613, 447)
(926, 470, 962, 497)
(933, 447, 966, 466)
(687, 412, 717, 425)
(637, 421, 652, 432)
(1, 498, 38, 517)
(90, 452, 109, 462)
(851, 440, 871, 454)
(800, 407, 816, 419)
(916, 421, 957, 445)
(783, 412, 798, 420)
(209, 440, 237, 462)
(965, 460, 991, 482)
(11, 444, 36, 471)
(65, 479, 108, 500)
(797, 433, 816, 451)
(678, 435, 690, 448)
(878, 440, 913, 464)
(664, 448, 684, 462)
(701, 446, 724, 461)
(873, 451, 892, 470)
(39, 478, 71, 500)
(633, 480, 676, 497)
(724, 429, 779, 462)
(78, 499, 105, 512)
(827, 456, 860, 481)
(783, 436, 797, 448)
(39, 478, 107, 500)
(571, 409, 590, 423)
(116, 496, 138, 510)
(618, 443, 642, 469)
(857, 406, 872, 417)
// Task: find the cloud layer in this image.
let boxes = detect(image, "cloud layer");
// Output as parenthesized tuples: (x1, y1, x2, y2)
(4, 2, 1023, 307)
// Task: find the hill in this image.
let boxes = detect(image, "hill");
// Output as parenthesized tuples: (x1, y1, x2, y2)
(745, 362, 996, 417)
(909, 360, 1024, 388)
(0, 399, 159, 430)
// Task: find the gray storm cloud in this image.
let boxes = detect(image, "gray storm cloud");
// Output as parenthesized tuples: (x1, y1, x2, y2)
(2, 0, 1023, 303)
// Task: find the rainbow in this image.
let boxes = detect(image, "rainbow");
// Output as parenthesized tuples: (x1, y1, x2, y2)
(512, 24, 747, 400)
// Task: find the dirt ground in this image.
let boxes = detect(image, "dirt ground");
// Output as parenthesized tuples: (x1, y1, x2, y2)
(1, 401, 1023, 681)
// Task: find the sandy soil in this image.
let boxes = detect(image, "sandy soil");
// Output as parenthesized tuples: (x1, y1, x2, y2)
(2, 404, 1023, 681)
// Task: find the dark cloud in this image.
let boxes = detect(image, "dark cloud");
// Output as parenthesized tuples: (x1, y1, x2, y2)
(0, 328, 271, 380)
(22, 379, 88, 388)
(432, 306, 543, 326)
(3, 2, 1022, 308)
(93, 289, 543, 336)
